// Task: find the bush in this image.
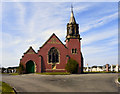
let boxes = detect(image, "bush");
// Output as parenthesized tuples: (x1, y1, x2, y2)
(19, 63, 25, 74)
(65, 58, 79, 74)
(118, 77, 120, 82)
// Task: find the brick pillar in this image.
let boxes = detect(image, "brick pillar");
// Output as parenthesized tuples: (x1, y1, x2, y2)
(37, 55, 42, 73)
(106, 64, 109, 72)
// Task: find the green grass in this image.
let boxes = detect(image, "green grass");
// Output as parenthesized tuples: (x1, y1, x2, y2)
(0, 73, 9, 74)
(1, 73, 19, 75)
(0, 81, 15, 93)
(36, 72, 70, 75)
(9, 73, 19, 75)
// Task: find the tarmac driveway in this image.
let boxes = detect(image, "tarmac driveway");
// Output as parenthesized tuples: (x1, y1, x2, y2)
(2, 73, 119, 92)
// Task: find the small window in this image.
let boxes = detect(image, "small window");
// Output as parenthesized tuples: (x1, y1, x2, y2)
(71, 48, 77, 54)
(72, 49, 74, 53)
(75, 48, 77, 53)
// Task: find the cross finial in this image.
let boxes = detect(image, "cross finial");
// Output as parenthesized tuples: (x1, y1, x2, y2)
(71, 4, 73, 12)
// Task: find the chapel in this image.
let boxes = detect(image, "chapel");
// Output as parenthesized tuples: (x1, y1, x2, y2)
(20, 6, 83, 73)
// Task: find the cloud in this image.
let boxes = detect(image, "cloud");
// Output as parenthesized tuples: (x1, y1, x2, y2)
(82, 41, 118, 67)
(82, 28, 117, 46)
(15, 2, 25, 25)
(81, 12, 118, 32)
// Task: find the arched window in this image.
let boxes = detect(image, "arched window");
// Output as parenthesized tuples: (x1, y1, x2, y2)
(48, 47, 59, 63)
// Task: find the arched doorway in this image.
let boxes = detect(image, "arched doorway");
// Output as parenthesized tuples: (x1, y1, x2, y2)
(26, 60, 35, 73)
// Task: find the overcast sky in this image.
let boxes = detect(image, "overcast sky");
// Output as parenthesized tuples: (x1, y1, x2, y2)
(1, 1, 119, 67)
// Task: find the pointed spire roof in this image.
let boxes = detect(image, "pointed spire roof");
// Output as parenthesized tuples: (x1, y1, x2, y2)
(69, 4, 76, 24)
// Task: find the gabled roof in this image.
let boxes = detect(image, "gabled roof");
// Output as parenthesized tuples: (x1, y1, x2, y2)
(24, 46, 37, 54)
(40, 33, 67, 49)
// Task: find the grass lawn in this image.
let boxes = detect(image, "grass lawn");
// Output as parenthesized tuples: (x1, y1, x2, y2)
(0, 81, 15, 93)
(1, 73, 19, 75)
(9, 73, 19, 75)
(36, 72, 70, 75)
(2, 72, 70, 75)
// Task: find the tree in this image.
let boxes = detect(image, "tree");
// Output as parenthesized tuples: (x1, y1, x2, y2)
(65, 58, 79, 74)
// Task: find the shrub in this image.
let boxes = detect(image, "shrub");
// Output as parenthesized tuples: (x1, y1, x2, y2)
(118, 77, 120, 82)
(65, 58, 79, 74)
(19, 63, 25, 74)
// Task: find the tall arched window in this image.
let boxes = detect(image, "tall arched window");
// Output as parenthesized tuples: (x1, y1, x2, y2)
(48, 47, 59, 63)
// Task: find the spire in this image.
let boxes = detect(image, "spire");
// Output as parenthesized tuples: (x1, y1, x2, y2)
(69, 4, 76, 24)
(66, 5, 80, 40)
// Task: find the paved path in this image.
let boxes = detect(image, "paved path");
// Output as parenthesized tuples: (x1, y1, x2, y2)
(2, 73, 119, 92)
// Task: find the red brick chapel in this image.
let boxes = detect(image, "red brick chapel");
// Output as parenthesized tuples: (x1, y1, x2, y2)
(20, 6, 84, 74)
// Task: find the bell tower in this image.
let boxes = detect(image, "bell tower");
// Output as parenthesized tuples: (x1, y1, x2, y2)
(66, 5, 83, 73)
(66, 5, 80, 40)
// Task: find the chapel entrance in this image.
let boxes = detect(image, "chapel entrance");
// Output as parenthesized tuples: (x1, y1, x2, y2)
(26, 60, 35, 73)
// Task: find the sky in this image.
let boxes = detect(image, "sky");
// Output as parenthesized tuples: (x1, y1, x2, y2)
(1, 1, 119, 67)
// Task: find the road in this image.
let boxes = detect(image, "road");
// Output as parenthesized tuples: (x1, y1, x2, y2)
(2, 73, 119, 92)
